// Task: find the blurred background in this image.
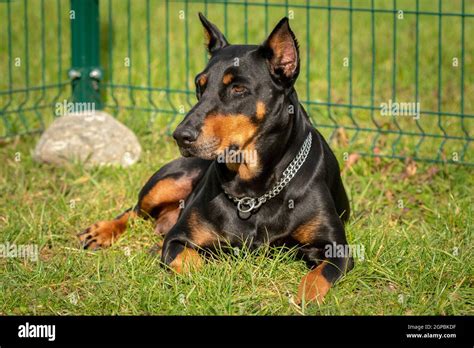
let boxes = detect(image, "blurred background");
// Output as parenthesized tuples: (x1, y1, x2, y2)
(1, 0, 473, 164)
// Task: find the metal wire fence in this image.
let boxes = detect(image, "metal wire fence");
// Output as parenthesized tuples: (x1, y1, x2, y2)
(0, 0, 473, 165)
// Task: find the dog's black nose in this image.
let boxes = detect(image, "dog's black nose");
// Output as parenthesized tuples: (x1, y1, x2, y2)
(173, 127, 198, 147)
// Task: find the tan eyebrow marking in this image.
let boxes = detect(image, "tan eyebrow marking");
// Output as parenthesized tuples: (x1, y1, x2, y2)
(198, 74, 208, 87)
(256, 101, 266, 121)
(222, 73, 234, 85)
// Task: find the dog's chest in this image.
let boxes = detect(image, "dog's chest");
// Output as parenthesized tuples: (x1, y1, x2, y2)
(221, 198, 298, 246)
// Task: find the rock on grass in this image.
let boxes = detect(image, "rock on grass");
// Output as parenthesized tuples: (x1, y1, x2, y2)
(34, 111, 142, 167)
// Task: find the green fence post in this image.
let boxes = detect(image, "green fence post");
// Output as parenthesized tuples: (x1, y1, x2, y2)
(69, 0, 102, 110)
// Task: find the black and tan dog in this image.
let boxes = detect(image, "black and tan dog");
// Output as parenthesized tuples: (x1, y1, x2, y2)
(78, 14, 353, 304)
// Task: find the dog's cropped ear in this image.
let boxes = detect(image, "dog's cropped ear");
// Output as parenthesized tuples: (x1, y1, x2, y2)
(198, 12, 229, 54)
(259, 18, 300, 85)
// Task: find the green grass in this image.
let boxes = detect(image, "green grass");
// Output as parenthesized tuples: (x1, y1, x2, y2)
(0, 0, 473, 315)
(0, 133, 472, 315)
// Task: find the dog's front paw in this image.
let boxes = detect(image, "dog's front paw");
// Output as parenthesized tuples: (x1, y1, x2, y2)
(77, 221, 124, 250)
(296, 265, 332, 305)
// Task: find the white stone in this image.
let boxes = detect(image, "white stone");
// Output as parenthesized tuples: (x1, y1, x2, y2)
(34, 111, 141, 167)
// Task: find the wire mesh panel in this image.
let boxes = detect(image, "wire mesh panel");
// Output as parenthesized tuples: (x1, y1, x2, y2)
(0, 0, 70, 139)
(0, 0, 473, 165)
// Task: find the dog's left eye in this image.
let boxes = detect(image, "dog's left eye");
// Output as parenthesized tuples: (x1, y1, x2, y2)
(230, 85, 248, 96)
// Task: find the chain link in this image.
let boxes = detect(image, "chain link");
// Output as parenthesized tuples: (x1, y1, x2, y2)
(224, 132, 312, 214)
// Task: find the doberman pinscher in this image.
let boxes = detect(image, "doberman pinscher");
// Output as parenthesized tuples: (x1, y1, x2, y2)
(78, 13, 353, 304)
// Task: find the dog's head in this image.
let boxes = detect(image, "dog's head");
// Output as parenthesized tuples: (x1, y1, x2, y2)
(173, 13, 300, 164)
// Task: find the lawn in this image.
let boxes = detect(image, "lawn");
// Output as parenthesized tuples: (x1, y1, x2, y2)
(0, 0, 473, 315)
(0, 132, 472, 315)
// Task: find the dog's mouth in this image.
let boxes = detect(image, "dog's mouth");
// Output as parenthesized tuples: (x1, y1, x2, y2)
(178, 139, 221, 160)
(178, 146, 193, 158)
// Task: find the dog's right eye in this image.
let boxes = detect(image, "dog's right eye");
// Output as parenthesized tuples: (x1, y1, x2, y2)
(230, 85, 248, 96)
(195, 74, 207, 100)
(196, 83, 206, 100)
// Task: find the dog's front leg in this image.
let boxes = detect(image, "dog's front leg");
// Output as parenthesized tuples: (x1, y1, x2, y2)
(160, 208, 220, 274)
(292, 211, 354, 304)
(297, 252, 354, 305)
(161, 239, 204, 274)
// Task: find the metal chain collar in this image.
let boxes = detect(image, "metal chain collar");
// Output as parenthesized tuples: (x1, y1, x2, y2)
(223, 132, 312, 214)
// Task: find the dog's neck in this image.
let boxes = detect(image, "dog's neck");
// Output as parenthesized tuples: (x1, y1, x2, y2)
(216, 89, 313, 198)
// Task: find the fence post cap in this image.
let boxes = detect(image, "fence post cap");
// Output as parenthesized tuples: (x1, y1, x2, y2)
(68, 69, 81, 80)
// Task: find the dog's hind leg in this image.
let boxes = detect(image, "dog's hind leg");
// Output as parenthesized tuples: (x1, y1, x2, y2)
(78, 157, 210, 250)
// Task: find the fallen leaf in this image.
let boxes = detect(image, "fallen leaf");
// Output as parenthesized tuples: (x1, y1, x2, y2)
(342, 153, 360, 174)
(373, 147, 381, 165)
(73, 176, 90, 185)
(385, 190, 394, 201)
(335, 127, 349, 147)
(420, 165, 440, 182)
(404, 158, 417, 177)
